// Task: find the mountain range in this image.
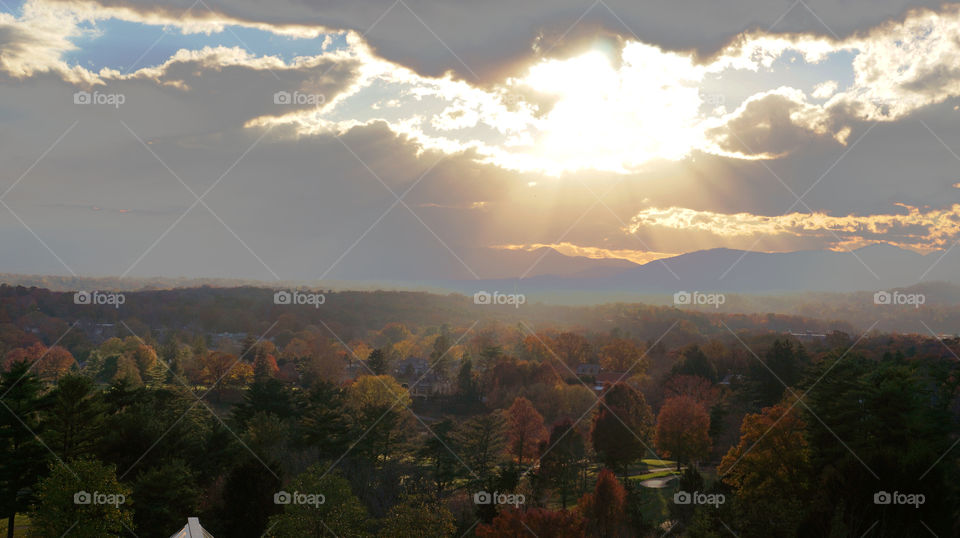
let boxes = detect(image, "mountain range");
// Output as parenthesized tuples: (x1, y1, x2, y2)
(437, 244, 960, 300)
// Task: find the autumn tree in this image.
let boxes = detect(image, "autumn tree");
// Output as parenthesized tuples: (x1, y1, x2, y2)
(591, 383, 654, 475)
(477, 507, 585, 537)
(599, 338, 647, 374)
(578, 469, 629, 538)
(717, 401, 811, 537)
(539, 418, 585, 508)
(282, 333, 345, 386)
(521, 334, 551, 363)
(3, 343, 75, 382)
(663, 374, 717, 408)
(505, 397, 548, 464)
(113, 355, 143, 387)
(655, 395, 711, 471)
(551, 332, 591, 367)
(199, 351, 247, 402)
(346, 375, 412, 463)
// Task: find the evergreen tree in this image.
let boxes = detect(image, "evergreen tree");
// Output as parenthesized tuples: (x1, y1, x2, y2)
(0, 362, 47, 538)
(42, 375, 105, 461)
(367, 348, 388, 376)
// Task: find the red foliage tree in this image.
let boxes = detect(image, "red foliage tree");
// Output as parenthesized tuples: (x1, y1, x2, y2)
(477, 507, 585, 537)
(655, 395, 712, 470)
(3, 342, 75, 381)
(663, 374, 718, 408)
(578, 468, 629, 537)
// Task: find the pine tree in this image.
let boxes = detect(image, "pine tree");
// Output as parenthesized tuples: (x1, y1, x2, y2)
(0, 362, 48, 538)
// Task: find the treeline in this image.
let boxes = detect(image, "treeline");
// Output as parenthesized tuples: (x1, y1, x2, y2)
(0, 285, 958, 536)
(0, 284, 854, 349)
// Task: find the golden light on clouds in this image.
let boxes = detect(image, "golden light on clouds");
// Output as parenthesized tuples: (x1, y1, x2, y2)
(628, 204, 960, 251)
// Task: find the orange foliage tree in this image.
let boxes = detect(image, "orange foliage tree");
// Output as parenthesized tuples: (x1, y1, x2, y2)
(655, 395, 712, 470)
(3, 342, 75, 382)
(599, 338, 647, 374)
(718, 401, 811, 501)
(505, 396, 547, 464)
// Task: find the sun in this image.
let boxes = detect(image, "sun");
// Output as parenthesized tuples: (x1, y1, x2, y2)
(505, 43, 707, 174)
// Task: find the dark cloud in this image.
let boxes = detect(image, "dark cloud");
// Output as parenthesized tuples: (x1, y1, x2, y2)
(706, 90, 840, 158)
(42, 0, 947, 83)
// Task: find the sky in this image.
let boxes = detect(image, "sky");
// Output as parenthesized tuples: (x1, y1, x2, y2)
(1, 0, 960, 283)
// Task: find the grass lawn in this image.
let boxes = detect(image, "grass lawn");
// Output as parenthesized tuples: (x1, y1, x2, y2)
(0, 514, 31, 537)
(640, 458, 677, 467)
(631, 469, 681, 481)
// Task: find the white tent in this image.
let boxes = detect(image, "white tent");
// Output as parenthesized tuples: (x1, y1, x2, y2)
(169, 517, 213, 538)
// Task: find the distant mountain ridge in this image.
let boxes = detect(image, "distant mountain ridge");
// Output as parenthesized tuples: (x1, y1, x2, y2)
(2, 244, 958, 299)
(441, 244, 960, 297)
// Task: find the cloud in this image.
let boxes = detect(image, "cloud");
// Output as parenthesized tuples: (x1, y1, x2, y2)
(628, 203, 960, 252)
(704, 87, 846, 158)
(33, 0, 949, 84)
(830, 4, 960, 120)
(812, 80, 838, 99)
(3, 0, 960, 282)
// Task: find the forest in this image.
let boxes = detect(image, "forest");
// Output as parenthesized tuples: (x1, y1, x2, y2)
(0, 284, 957, 536)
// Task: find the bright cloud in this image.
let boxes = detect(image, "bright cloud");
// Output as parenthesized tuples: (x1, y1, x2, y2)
(628, 204, 960, 252)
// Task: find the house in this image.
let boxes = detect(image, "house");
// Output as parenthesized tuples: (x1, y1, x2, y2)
(576, 363, 601, 377)
(343, 361, 364, 381)
(170, 517, 213, 538)
(590, 372, 629, 393)
(719, 373, 745, 386)
(786, 329, 826, 339)
(393, 357, 429, 379)
(407, 371, 452, 398)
